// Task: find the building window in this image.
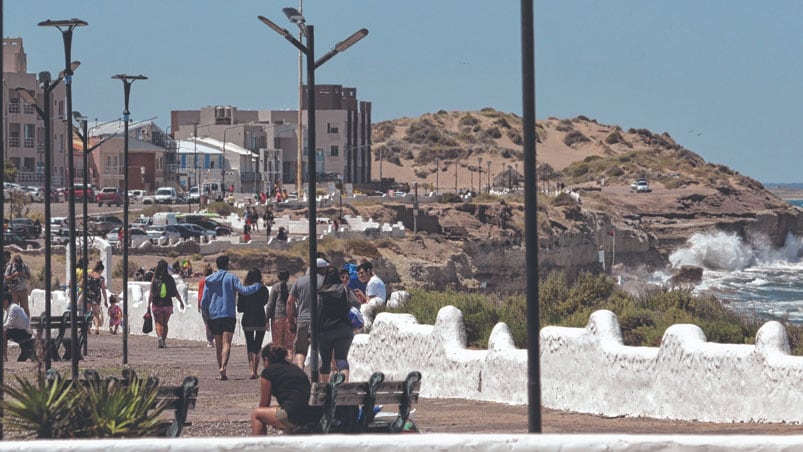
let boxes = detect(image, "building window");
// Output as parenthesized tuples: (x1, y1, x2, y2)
(330, 145, 339, 157)
(327, 123, 339, 134)
(23, 158, 35, 171)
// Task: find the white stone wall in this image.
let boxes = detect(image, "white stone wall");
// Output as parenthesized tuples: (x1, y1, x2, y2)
(349, 307, 803, 423)
(7, 434, 803, 452)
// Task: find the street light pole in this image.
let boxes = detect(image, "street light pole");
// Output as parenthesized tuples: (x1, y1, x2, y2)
(435, 157, 439, 195)
(16, 66, 75, 370)
(259, 10, 367, 383)
(454, 160, 458, 193)
(478, 157, 483, 194)
(112, 74, 147, 366)
(487, 160, 491, 194)
(39, 18, 87, 380)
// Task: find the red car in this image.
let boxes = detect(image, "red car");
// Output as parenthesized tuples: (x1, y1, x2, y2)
(70, 183, 96, 202)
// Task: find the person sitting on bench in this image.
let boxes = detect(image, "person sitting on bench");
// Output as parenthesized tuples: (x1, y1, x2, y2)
(250, 346, 322, 434)
(2, 292, 33, 361)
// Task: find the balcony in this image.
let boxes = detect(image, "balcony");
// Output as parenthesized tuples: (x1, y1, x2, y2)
(16, 171, 44, 184)
(8, 102, 19, 114)
(23, 138, 35, 148)
(8, 137, 20, 147)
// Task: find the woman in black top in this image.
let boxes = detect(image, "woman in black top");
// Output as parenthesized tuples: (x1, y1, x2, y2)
(237, 267, 269, 379)
(250, 346, 322, 434)
(148, 259, 185, 349)
(317, 267, 355, 383)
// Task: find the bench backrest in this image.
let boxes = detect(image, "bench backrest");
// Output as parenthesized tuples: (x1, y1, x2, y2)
(310, 379, 420, 406)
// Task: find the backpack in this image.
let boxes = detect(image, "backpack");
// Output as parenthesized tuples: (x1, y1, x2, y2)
(159, 281, 167, 298)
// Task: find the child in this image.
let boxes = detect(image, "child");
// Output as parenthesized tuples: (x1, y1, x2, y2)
(108, 295, 123, 334)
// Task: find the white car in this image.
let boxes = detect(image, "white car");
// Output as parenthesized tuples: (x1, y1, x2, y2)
(106, 227, 150, 247)
(146, 225, 182, 243)
(25, 186, 44, 202)
(630, 179, 651, 193)
(154, 187, 178, 204)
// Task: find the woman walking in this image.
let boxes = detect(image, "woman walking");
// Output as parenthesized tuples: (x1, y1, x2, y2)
(317, 267, 355, 383)
(266, 269, 294, 352)
(237, 267, 269, 379)
(84, 261, 109, 334)
(4, 254, 31, 316)
(148, 259, 185, 348)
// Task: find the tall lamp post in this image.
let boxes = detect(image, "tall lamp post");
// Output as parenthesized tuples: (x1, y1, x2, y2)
(478, 157, 483, 194)
(454, 160, 458, 193)
(259, 9, 367, 382)
(487, 160, 491, 194)
(15, 64, 78, 370)
(112, 74, 147, 366)
(39, 17, 87, 380)
(435, 157, 439, 195)
(73, 111, 116, 357)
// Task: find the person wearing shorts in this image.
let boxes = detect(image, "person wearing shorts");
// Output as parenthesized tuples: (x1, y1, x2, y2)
(286, 257, 329, 370)
(200, 255, 261, 380)
(148, 259, 184, 349)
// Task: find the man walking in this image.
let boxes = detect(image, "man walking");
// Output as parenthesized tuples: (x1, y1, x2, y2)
(354, 261, 386, 331)
(286, 257, 329, 370)
(201, 255, 262, 380)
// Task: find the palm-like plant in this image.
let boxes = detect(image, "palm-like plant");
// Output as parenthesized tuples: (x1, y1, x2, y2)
(74, 375, 167, 438)
(0, 375, 83, 439)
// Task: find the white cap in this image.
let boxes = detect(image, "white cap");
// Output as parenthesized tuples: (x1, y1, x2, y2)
(316, 258, 329, 268)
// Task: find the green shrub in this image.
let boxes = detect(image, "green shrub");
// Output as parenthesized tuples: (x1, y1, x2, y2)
(440, 193, 462, 203)
(113, 259, 139, 278)
(207, 201, 236, 217)
(564, 130, 590, 146)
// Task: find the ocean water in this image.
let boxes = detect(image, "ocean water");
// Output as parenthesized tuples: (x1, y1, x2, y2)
(661, 224, 803, 323)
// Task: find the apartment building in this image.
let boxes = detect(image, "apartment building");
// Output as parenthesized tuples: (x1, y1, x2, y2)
(170, 84, 372, 193)
(3, 38, 69, 186)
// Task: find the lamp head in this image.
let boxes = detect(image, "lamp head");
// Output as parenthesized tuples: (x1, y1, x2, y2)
(38, 71, 52, 83)
(282, 7, 305, 25)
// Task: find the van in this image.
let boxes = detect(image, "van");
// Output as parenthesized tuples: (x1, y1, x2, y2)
(154, 187, 178, 204)
(202, 181, 225, 201)
(151, 212, 177, 226)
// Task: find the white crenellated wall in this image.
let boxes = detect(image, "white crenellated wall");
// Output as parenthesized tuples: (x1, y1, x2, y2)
(349, 307, 803, 423)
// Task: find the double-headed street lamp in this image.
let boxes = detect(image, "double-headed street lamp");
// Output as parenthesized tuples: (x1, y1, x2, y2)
(259, 9, 367, 383)
(15, 63, 78, 371)
(39, 17, 87, 380)
(112, 74, 147, 366)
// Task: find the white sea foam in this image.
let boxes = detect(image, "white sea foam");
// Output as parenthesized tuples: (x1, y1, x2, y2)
(669, 231, 756, 270)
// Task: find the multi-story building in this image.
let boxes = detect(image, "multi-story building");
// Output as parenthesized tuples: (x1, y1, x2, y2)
(170, 84, 372, 193)
(86, 119, 173, 191)
(3, 38, 69, 186)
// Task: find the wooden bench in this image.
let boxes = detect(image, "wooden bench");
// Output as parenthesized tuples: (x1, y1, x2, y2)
(46, 368, 199, 437)
(31, 310, 93, 361)
(308, 371, 421, 433)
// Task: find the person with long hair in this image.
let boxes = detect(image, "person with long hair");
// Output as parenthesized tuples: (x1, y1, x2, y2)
(197, 264, 215, 347)
(317, 267, 355, 383)
(4, 254, 31, 317)
(237, 267, 269, 379)
(84, 261, 109, 334)
(266, 269, 293, 351)
(148, 259, 185, 348)
(250, 346, 322, 434)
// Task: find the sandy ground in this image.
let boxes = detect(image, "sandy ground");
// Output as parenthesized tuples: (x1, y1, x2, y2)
(5, 333, 803, 438)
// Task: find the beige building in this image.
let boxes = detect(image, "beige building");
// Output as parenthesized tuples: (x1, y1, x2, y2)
(3, 38, 69, 186)
(170, 84, 372, 193)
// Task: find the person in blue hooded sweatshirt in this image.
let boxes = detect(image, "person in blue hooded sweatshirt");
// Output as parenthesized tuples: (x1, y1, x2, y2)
(201, 255, 261, 380)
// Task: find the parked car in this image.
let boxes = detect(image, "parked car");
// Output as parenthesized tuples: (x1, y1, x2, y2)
(8, 218, 39, 238)
(180, 216, 232, 236)
(188, 186, 201, 204)
(128, 189, 145, 202)
(145, 225, 182, 242)
(106, 227, 150, 247)
(174, 223, 215, 241)
(88, 214, 123, 235)
(5, 232, 40, 249)
(630, 178, 651, 193)
(154, 187, 178, 204)
(24, 186, 44, 202)
(96, 187, 123, 207)
(70, 183, 96, 202)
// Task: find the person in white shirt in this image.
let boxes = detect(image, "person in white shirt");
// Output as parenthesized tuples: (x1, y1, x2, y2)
(354, 261, 386, 331)
(3, 292, 32, 361)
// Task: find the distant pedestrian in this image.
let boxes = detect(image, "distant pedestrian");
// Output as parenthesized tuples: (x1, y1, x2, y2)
(3, 292, 32, 361)
(267, 269, 293, 352)
(85, 261, 109, 335)
(107, 294, 122, 334)
(237, 268, 269, 379)
(4, 254, 31, 317)
(286, 258, 329, 369)
(317, 267, 355, 383)
(354, 261, 386, 331)
(198, 264, 215, 347)
(201, 255, 261, 380)
(148, 259, 185, 348)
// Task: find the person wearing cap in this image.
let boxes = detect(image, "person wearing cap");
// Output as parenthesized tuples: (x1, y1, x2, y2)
(201, 255, 262, 380)
(286, 257, 329, 370)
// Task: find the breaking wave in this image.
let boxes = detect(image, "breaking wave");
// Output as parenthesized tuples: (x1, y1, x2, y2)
(668, 232, 803, 271)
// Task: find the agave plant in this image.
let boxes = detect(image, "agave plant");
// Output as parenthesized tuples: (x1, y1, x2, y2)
(0, 375, 84, 439)
(74, 375, 167, 438)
